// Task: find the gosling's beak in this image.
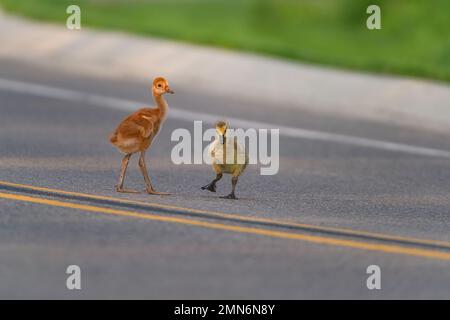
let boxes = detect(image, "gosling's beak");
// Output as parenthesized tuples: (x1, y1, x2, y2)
(166, 87, 174, 94)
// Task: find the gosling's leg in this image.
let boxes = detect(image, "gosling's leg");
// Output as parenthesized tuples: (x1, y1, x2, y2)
(201, 173, 222, 192)
(116, 153, 139, 193)
(139, 151, 170, 195)
(221, 176, 238, 199)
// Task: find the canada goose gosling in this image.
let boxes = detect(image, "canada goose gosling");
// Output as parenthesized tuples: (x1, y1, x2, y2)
(201, 121, 248, 199)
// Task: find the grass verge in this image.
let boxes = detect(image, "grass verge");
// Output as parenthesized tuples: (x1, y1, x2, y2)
(1, 0, 449, 82)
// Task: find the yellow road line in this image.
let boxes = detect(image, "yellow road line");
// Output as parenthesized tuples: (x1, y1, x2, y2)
(1, 191, 450, 261)
(1, 180, 450, 249)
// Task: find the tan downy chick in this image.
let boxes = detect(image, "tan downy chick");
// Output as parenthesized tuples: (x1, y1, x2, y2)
(201, 121, 248, 199)
(109, 77, 174, 195)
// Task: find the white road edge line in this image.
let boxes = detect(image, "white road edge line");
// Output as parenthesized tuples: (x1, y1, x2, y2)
(1, 77, 450, 158)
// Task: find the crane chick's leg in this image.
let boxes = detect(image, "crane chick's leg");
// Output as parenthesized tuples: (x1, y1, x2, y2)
(116, 153, 139, 193)
(139, 151, 170, 195)
(221, 176, 238, 199)
(201, 173, 222, 192)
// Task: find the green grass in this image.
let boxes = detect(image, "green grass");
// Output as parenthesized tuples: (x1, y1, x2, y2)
(1, 0, 449, 82)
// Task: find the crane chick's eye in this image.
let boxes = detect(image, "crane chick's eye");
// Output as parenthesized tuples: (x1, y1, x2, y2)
(157, 84, 162, 88)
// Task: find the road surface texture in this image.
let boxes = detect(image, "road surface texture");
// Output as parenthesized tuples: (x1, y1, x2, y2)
(0, 59, 450, 299)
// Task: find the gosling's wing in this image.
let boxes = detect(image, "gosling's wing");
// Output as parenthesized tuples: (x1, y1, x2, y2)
(207, 140, 218, 160)
(233, 137, 246, 153)
(232, 137, 248, 164)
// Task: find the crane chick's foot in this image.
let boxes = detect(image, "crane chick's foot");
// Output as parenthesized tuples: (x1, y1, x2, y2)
(115, 186, 140, 193)
(201, 183, 216, 193)
(220, 193, 237, 200)
(146, 188, 170, 196)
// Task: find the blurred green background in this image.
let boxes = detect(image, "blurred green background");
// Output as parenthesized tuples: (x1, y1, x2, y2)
(1, 0, 449, 82)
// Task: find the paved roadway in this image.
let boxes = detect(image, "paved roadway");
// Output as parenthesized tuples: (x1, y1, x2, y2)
(0, 59, 450, 299)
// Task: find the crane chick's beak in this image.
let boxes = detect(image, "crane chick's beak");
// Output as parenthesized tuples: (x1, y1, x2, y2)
(219, 135, 225, 144)
(166, 87, 174, 94)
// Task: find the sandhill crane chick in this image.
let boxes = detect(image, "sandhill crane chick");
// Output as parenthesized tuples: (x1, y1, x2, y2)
(201, 121, 248, 199)
(109, 77, 173, 195)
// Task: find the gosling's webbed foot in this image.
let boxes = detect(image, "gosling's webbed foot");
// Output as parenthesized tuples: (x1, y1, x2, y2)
(220, 193, 237, 200)
(115, 186, 140, 193)
(201, 183, 216, 193)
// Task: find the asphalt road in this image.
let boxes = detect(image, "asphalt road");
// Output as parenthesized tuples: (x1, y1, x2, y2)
(0, 59, 450, 299)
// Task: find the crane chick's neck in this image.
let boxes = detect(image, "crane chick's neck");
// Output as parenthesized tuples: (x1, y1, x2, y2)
(152, 92, 169, 119)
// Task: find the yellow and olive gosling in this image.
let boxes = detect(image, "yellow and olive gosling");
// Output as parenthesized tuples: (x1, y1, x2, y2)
(201, 121, 248, 199)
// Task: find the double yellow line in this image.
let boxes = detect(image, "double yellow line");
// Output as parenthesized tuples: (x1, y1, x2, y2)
(1, 181, 450, 261)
